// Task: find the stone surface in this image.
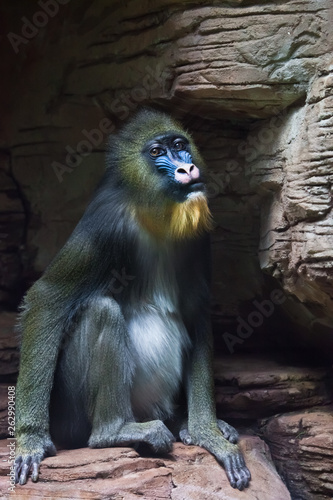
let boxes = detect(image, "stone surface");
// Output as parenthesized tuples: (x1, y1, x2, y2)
(169, 2, 330, 119)
(214, 356, 333, 419)
(0, 437, 291, 500)
(0, 153, 25, 308)
(0, 312, 19, 376)
(261, 406, 333, 500)
(251, 69, 333, 328)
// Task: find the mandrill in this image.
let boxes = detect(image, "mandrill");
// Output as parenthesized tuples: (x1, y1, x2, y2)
(15, 109, 251, 490)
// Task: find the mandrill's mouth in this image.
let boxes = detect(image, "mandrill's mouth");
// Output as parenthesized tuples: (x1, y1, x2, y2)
(188, 180, 205, 192)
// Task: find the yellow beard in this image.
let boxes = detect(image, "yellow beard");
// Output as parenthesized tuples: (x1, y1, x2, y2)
(135, 193, 213, 240)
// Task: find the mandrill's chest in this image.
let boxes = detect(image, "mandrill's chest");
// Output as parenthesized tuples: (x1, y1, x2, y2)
(122, 246, 191, 420)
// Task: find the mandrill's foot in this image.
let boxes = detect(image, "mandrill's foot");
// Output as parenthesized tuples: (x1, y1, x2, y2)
(180, 421, 251, 491)
(15, 434, 56, 485)
(89, 420, 175, 454)
(216, 419, 239, 444)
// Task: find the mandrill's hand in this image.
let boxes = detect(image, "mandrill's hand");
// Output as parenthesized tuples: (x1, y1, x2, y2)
(15, 434, 56, 485)
(180, 419, 251, 491)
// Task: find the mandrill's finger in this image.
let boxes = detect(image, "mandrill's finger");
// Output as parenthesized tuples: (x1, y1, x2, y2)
(239, 468, 251, 489)
(31, 461, 40, 482)
(179, 428, 193, 445)
(229, 453, 251, 491)
(232, 458, 247, 490)
(19, 462, 31, 485)
(235, 452, 251, 481)
(14, 458, 22, 484)
(223, 454, 237, 489)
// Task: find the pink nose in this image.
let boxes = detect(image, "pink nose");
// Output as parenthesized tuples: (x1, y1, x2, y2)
(175, 164, 200, 184)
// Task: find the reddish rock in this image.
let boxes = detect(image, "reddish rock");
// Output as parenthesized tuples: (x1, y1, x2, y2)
(0, 437, 291, 500)
(261, 406, 333, 500)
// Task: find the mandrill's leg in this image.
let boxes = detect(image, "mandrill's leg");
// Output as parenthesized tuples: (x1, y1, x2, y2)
(182, 318, 251, 491)
(82, 297, 134, 445)
(81, 297, 174, 453)
(92, 420, 175, 453)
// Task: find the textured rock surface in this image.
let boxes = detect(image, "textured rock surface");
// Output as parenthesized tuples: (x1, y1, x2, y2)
(0, 312, 19, 376)
(251, 70, 333, 331)
(169, 2, 330, 119)
(0, 153, 25, 306)
(261, 406, 333, 500)
(214, 356, 332, 419)
(0, 437, 291, 500)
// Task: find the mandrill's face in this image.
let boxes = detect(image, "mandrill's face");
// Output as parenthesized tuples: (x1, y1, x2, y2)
(134, 131, 212, 240)
(142, 132, 206, 203)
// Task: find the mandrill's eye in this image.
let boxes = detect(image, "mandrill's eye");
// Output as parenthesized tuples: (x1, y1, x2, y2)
(149, 147, 164, 157)
(174, 141, 186, 151)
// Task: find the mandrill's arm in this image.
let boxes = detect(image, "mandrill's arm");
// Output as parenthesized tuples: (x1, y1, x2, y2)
(15, 280, 61, 484)
(15, 235, 94, 485)
(181, 315, 251, 490)
(15, 282, 61, 484)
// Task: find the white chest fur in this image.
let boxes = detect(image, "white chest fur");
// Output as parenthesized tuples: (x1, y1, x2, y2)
(124, 245, 191, 420)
